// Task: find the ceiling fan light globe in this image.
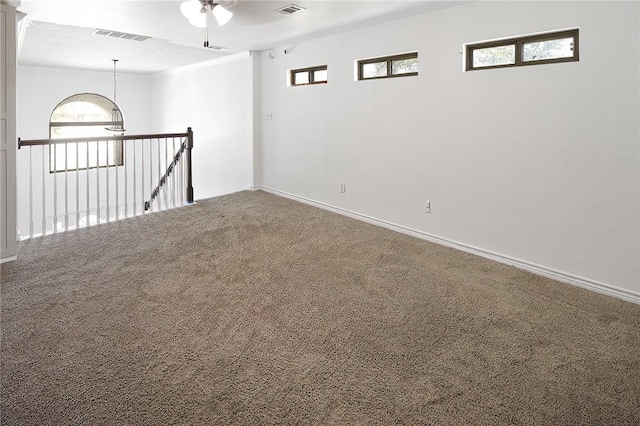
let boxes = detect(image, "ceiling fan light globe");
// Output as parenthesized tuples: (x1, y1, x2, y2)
(212, 4, 233, 26)
(180, 0, 201, 19)
(188, 14, 207, 28)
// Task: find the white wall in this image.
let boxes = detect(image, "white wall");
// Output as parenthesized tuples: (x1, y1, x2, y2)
(150, 53, 253, 200)
(17, 65, 152, 139)
(254, 1, 640, 300)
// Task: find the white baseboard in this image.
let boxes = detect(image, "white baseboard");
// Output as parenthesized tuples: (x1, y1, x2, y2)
(0, 255, 17, 264)
(253, 186, 640, 305)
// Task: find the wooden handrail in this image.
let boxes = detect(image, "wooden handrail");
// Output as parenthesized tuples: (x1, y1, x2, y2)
(18, 131, 190, 148)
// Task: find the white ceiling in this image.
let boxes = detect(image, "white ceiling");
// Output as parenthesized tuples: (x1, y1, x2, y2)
(16, 0, 469, 74)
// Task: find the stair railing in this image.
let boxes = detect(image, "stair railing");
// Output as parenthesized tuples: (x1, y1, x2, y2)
(17, 127, 194, 239)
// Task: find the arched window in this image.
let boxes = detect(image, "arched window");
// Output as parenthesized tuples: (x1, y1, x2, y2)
(49, 93, 124, 172)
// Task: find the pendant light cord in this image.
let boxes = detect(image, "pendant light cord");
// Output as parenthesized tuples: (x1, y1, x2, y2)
(107, 59, 125, 133)
(112, 59, 118, 103)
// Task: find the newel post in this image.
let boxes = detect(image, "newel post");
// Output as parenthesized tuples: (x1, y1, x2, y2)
(186, 127, 194, 204)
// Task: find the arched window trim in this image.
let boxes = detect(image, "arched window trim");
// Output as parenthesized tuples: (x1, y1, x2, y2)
(48, 93, 125, 173)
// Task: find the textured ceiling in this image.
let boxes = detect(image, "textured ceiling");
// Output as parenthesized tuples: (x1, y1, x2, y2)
(16, 0, 470, 74)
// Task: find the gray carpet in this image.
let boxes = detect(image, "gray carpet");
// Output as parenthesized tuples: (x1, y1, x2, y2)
(1, 190, 639, 425)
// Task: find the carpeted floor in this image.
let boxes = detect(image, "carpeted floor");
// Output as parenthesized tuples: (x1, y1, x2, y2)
(1, 190, 639, 425)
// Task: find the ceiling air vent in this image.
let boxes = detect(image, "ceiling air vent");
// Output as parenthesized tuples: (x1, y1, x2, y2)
(275, 4, 306, 15)
(92, 29, 151, 42)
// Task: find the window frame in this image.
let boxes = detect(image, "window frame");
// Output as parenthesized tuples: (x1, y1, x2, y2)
(465, 28, 579, 71)
(290, 65, 328, 86)
(357, 52, 418, 81)
(49, 93, 125, 173)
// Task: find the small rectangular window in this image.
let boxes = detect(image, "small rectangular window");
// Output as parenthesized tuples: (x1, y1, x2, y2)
(358, 52, 418, 80)
(290, 65, 328, 86)
(313, 69, 328, 83)
(522, 36, 575, 62)
(466, 29, 579, 71)
(472, 45, 516, 68)
(391, 57, 419, 75)
(362, 61, 388, 79)
(294, 72, 309, 85)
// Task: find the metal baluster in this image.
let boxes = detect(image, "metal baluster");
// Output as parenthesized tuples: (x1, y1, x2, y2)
(166, 138, 170, 208)
(86, 142, 90, 228)
(141, 139, 145, 215)
(53, 143, 58, 234)
(172, 137, 176, 208)
(171, 138, 175, 207)
(96, 140, 100, 223)
(42, 144, 46, 235)
(134, 139, 138, 216)
(28, 146, 33, 238)
(76, 141, 80, 229)
(106, 140, 110, 222)
(162, 137, 166, 210)
(157, 138, 161, 211)
(64, 142, 68, 231)
(162, 138, 169, 209)
(150, 139, 154, 212)
(115, 140, 119, 219)
(124, 139, 128, 218)
(180, 141, 187, 204)
(178, 141, 184, 206)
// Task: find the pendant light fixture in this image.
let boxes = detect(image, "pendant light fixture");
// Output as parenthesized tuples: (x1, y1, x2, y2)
(105, 59, 125, 134)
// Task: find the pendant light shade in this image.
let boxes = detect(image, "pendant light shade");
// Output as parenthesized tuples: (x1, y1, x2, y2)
(180, 0, 201, 17)
(180, 0, 205, 28)
(211, 4, 232, 26)
(188, 14, 207, 29)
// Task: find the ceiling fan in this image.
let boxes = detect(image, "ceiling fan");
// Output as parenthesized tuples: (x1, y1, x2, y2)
(180, 0, 234, 48)
(180, 0, 233, 28)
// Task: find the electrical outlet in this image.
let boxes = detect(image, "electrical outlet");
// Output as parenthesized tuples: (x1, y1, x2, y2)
(426, 201, 431, 214)
(340, 183, 345, 193)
